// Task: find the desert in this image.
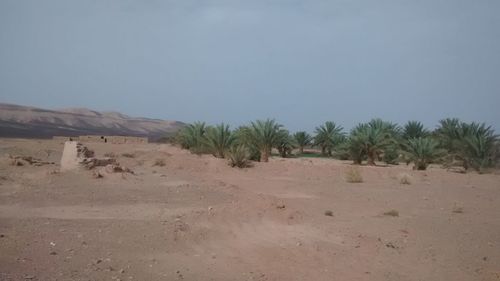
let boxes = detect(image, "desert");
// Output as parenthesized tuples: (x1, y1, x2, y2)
(0, 137, 499, 281)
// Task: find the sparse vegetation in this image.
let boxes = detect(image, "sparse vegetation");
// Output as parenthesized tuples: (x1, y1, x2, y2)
(345, 167, 363, 183)
(173, 118, 498, 173)
(121, 152, 135, 158)
(324, 210, 334, 216)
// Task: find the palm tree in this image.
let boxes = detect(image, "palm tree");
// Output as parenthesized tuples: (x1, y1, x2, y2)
(293, 131, 312, 154)
(314, 121, 344, 156)
(276, 130, 295, 158)
(403, 137, 445, 170)
(349, 120, 395, 165)
(403, 121, 429, 140)
(435, 118, 462, 153)
(177, 122, 207, 154)
(233, 126, 261, 161)
(435, 119, 498, 171)
(204, 123, 235, 158)
(461, 122, 497, 172)
(245, 119, 283, 162)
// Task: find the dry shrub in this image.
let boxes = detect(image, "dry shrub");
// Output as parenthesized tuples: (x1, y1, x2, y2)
(104, 152, 117, 158)
(345, 167, 363, 183)
(153, 159, 166, 167)
(384, 209, 399, 217)
(399, 173, 412, 185)
(121, 153, 135, 158)
(324, 210, 334, 216)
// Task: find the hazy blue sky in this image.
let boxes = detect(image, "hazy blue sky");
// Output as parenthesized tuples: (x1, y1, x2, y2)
(1, 0, 499, 132)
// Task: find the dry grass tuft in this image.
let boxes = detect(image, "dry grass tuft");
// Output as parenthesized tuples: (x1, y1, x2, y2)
(104, 152, 117, 158)
(399, 173, 412, 185)
(383, 209, 399, 217)
(345, 167, 363, 183)
(153, 159, 166, 167)
(121, 153, 135, 158)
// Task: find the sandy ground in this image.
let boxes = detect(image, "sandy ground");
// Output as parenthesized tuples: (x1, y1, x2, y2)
(0, 138, 499, 281)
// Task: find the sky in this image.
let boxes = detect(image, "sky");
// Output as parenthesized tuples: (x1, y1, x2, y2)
(1, 0, 499, 132)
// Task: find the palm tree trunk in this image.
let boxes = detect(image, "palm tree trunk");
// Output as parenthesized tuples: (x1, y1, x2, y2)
(299, 147, 304, 154)
(261, 150, 269, 162)
(367, 150, 376, 165)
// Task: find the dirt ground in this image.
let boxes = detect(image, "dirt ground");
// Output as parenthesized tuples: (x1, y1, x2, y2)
(0, 138, 499, 281)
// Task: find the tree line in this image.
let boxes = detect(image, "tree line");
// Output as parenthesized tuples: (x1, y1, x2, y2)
(174, 118, 499, 172)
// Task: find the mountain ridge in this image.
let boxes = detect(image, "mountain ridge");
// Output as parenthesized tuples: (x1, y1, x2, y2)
(0, 103, 185, 140)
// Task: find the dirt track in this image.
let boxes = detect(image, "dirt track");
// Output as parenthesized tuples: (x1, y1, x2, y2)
(0, 139, 499, 281)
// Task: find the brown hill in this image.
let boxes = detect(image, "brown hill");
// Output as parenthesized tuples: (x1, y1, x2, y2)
(0, 103, 185, 140)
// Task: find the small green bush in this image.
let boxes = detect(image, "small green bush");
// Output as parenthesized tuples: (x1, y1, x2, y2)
(226, 145, 250, 168)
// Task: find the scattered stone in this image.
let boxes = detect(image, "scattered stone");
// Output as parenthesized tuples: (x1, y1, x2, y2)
(0, 234, 5, 238)
(385, 242, 398, 249)
(23, 275, 35, 280)
(8, 154, 54, 166)
(324, 210, 333, 216)
(276, 204, 286, 209)
(452, 203, 464, 214)
(92, 170, 104, 178)
(49, 251, 57, 255)
(105, 164, 133, 174)
(60, 141, 115, 171)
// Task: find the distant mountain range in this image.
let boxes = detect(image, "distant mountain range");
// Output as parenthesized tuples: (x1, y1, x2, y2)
(0, 103, 185, 140)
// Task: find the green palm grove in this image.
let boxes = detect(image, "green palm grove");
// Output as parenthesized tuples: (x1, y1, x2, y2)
(175, 118, 499, 172)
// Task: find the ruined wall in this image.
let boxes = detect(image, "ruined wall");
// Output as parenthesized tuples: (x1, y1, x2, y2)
(53, 135, 148, 144)
(53, 136, 78, 142)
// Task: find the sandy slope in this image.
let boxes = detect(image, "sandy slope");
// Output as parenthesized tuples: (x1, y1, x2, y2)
(0, 138, 499, 281)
